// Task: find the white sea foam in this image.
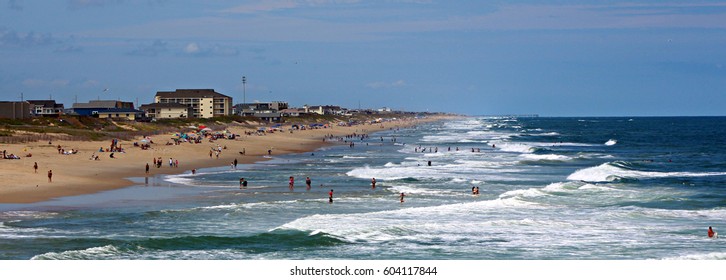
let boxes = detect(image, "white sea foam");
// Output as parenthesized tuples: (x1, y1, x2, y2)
(496, 142, 535, 153)
(605, 139, 617, 146)
(519, 154, 572, 161)
(276, 198, 543, 243)
(567, 163, 726, 182)
(31, 245, 126, 260)
(498, 188, 547, 199)
(387, 185, 457, 196)
(663, 252, 726, 260)
(343, 156, 366, 159)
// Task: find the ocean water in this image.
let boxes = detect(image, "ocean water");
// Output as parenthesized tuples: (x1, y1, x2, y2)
(1, 116, 725, 260)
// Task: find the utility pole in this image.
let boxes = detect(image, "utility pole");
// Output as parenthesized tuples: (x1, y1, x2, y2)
(242, 76, 247, 105)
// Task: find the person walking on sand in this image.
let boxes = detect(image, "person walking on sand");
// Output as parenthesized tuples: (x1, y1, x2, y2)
(47, 170, 52, 183)
(234, 158, 238, 169)
(34, 162, 38, 173)
(145, 163, 150, 174)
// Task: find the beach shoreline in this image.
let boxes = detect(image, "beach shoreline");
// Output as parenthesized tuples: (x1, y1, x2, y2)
(0, 116, 453, 204)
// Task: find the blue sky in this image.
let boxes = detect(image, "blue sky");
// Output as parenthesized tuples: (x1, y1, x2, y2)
(1, 0, 725, 116)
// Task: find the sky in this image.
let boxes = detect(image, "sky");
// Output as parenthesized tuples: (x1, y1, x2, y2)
(1, 0, 725, 116)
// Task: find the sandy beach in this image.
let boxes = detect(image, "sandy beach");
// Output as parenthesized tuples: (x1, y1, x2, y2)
(0, 116, 447, 203)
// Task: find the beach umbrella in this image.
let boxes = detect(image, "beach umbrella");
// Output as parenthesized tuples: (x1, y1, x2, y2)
(200, 127, 212, 132)
(199, 125, 207, 129)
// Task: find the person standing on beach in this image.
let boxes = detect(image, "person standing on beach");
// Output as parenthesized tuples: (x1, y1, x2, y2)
(33, 162, 38, 173)
(145, 163, 149, 174)
(306, 177, 312, 190)
(47, 170, 52, 183)
(371, 178, 376, 189)
(234, 158, 238, 169)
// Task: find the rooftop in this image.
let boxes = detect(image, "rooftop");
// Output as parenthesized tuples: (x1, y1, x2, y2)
(156, 89, 230, 99)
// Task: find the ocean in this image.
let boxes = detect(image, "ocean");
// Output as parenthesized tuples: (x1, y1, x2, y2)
(1, 116, 725, 260)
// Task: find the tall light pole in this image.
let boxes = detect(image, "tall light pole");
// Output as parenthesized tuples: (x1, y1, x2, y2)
(242, 76, 247, 105)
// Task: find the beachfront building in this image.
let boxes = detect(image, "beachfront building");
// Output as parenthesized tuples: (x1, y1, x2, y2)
(235, 101, 289, 116)
(280, 108, 307, 117)
(139, 103, 191, 119)
(27, 100, 64, 117)
(304, 105, 346, 115)
(96, 108, 145, 120)
(154, 89, 232, 118)
(71, 100, 135, 116)
(0, 101, 31, 119)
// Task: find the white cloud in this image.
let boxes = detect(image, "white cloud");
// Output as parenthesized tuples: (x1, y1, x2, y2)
(184, 42, 200, 54)
(367, 79, 406, 89)
(181, 42, 239, 57)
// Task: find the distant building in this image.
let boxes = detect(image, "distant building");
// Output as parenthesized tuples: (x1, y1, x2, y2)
(155, 89, 232, 118)
(280, 108, 307, 117)
(72, 100, 135, 116)
(305, 105, 345, 115)
(0, 101, 31, 119)
(27, 100, 64, 117)
(139, 103, 191, 119)
(235, 101, 289, 116)
(96, 108, 145, 121)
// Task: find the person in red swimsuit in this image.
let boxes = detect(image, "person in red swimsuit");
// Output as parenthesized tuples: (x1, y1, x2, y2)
(708, 226, 717, 238)
(328, 189, 334, 203)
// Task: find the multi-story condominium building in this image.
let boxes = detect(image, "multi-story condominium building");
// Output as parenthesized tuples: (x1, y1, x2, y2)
(154, 89, 232, 118)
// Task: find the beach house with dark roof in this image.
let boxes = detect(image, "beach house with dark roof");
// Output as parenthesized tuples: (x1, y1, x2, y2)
(27, 100, 64, 117)
(154, 89, 232, 118)
(71, 100, 135, 117)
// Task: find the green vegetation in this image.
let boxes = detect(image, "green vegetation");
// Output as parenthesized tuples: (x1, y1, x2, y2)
(0, 112, 437, 143)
